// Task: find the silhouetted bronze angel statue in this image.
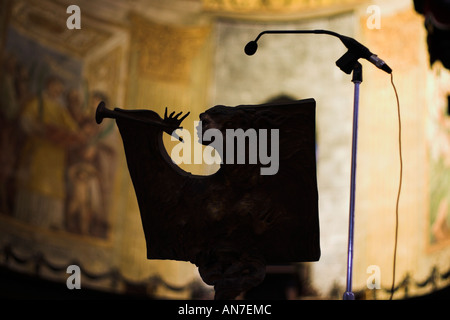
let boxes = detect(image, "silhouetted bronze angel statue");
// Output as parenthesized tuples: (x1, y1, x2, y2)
(96, 98, 320, 299)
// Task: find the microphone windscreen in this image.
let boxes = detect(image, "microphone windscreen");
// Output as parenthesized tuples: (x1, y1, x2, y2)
(244, 41, 258, 56)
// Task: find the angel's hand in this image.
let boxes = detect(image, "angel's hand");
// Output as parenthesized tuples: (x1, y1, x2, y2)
(163, 108, 190, 142)
(163, 108, 190, 130)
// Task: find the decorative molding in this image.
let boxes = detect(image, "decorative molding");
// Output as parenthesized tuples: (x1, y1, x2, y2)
(1, 242, 211, 298)
(2, 241, 449, 299)
(365, 267, 450, 300)
(202, 0, 367, 20)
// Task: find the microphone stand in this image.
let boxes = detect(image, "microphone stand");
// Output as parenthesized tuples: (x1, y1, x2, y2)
(331, 49, 364, 300)
(342, 61, 362, 300)
(245, 30, 388, 300)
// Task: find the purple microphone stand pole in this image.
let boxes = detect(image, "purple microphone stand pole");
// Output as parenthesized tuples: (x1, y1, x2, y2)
(343, 62, 362, 300)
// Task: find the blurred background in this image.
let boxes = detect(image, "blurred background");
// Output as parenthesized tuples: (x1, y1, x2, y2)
(0, 0, 449, 300)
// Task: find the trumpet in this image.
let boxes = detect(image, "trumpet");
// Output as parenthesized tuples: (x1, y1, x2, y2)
(95, 101, 187, 142)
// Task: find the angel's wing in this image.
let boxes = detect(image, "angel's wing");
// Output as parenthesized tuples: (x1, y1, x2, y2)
(224, 98, 320, 263)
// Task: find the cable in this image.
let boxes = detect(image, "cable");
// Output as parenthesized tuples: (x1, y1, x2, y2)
(389, 72, 402, 300)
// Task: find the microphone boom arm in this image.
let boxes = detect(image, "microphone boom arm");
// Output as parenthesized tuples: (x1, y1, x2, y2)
(246, 29, 392, 74)
(253, 29, 341, 42)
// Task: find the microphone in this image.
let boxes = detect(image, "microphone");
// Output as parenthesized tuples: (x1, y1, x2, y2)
(244, 41, 258, 56)
(244, 30, 392, 74)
